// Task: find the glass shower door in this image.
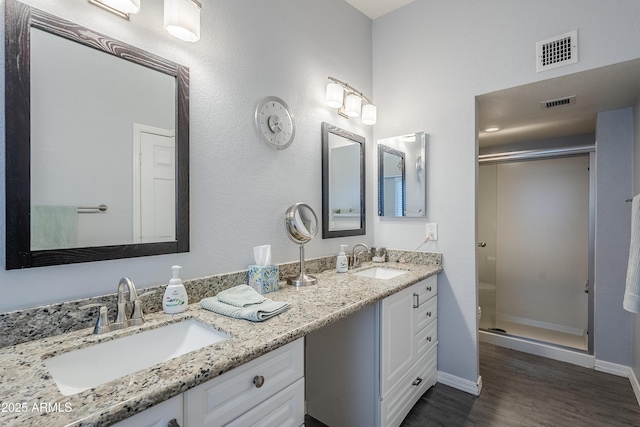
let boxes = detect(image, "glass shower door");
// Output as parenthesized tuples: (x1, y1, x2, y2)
(477, 164, 497, 330)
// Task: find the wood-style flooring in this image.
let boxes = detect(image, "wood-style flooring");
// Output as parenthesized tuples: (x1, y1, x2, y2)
(306, 342, 640, 426)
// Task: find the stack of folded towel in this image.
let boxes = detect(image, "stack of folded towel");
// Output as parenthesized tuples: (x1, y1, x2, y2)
(200, 284, 291, 322)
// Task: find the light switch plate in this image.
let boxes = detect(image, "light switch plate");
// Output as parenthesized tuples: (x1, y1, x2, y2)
(426, 223, 438, 241)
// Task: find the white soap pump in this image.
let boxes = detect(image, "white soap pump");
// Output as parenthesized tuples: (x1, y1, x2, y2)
(163, 265, 188, 314)
(336, 245, 348, 273)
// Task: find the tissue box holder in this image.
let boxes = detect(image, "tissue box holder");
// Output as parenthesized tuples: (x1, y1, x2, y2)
(249, 265, 280, 294)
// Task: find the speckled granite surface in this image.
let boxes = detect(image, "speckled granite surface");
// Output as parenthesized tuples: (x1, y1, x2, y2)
(0, 259, 441, 427)
(0, 250, 436, 348)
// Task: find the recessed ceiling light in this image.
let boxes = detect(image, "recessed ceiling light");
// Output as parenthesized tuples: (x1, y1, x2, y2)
(484, 126, 500, 132)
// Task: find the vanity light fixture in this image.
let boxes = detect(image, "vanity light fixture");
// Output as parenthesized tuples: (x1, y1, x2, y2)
(164, 0, 202, 42)
(89, 0, 140, 19)
(325, 77, 377, 125)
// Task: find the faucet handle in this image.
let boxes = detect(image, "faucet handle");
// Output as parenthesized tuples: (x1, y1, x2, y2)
(79, 303, 112, 334)
(129, 290, 156, 326)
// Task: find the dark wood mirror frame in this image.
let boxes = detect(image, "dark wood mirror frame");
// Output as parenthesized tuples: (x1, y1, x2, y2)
(321, 122, 366, 239)
(5, 0, 190, 269)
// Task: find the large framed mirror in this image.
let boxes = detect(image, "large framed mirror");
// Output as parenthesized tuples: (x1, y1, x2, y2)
(321, 123, 365, 238)
(378, 132, 426, 217)
(5, 0, 190, 269)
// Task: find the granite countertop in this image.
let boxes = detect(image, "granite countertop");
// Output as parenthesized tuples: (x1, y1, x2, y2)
(0, 261, 441, 427)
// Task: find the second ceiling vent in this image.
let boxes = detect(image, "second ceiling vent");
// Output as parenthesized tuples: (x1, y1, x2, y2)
(536, 30, 578, 72)
(540, 95, 576, 109)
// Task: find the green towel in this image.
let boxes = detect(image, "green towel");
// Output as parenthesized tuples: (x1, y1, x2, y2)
(30, 205, 78, 250)
(216, 284, 266, 307)
(200, 293, 291, 322)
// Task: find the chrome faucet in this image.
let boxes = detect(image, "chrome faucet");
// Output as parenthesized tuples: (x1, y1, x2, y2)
(81, 277, 155, 335)
(113, 277, 139, 330)
(352, 243, 370, 269)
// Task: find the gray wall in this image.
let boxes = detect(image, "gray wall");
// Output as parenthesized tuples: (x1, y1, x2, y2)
(595, 108, 634, 365)
(372, 0, 640, 384)
(633, 98, 640, 387)
(0, 0, 374, 311)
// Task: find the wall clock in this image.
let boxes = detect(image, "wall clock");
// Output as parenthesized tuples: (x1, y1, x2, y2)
(255, 96, 296, 150)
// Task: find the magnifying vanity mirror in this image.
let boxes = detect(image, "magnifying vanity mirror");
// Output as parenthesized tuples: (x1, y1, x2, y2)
(321, 123, 365, 238)
(285, 203, 318, 286)
(378, 132, 426, 217)
(5, 0, 190, 269)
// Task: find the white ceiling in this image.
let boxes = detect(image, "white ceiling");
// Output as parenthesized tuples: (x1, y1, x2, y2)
(478, 58, 640, 148)
(345, 0, 415, 20)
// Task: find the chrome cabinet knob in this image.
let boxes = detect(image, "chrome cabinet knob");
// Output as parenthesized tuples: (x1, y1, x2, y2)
(253, 375, 265, 388)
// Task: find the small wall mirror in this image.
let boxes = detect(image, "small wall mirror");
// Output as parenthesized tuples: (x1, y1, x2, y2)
(5, 1, 190, 269)
(378, 132, 426, 217)
(321, 123, 365, 238)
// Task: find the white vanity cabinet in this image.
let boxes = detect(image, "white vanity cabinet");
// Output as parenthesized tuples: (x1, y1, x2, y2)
(380, 275, 437, 427)
(112, 338, 304, 427)
(306, 275, 438, 427)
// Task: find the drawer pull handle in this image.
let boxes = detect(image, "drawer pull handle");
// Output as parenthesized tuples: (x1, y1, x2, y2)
(412, 377, 423, 386)
(426, 286, 432, 292)
(426, 336, 432, 342)
(253, 375, 265, 388)
(413, 293, 420, 308)
(168, 419, 181, 427)
(426, 311, 432, 317)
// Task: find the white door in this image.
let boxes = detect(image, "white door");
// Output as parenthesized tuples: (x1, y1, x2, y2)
(133, 124, 175, 243)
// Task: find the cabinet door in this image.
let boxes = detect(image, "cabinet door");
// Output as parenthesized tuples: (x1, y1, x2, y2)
(111, 394, 183, 427)
(380, 286, 415, 396)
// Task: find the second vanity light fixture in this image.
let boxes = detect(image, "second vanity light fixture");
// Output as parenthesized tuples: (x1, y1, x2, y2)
(325, 77, 377, 125)
(89, 0, 202, 42)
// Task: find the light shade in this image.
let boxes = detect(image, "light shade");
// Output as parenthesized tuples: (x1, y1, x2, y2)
(164, 0, 201, 42)
(101, 0, 139, 13)
(325, 83, 344, 109)
(361, 103, 377, 125)
(344, 94, 362, 118)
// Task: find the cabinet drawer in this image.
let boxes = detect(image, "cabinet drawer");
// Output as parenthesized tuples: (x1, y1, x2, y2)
(414, 295, 437, 332)
(415, 319, 437, 356)
(414, 276, 437, 302)
(111, 394, 182, 427)
(380, 346, 437, 427)
(185, 338, 304, 427)
(225, 378, 304, 427)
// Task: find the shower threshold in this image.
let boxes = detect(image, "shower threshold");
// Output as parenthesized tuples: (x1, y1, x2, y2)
(480, 327, 588, 353)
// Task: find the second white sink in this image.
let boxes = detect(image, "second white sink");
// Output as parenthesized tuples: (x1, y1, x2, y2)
(44, 318, 229, 396)
(353, 267, 407, 280)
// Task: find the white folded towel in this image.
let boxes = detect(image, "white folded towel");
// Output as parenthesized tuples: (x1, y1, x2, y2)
(200, 285, 290, 322)
(624, 194, 640, 313)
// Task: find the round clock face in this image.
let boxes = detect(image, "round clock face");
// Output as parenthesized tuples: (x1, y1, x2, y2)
(255, 96, 295, 150)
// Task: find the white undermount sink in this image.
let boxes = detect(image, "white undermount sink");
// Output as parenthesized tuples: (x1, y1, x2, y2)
(353, 267, 407, 280)
(44, 318, 229, 396)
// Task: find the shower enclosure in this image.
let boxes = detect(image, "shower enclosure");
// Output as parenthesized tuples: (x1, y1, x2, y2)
(478, 151, 594, 352)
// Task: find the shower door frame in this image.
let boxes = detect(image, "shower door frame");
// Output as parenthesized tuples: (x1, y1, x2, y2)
(477, 145, 595, 355)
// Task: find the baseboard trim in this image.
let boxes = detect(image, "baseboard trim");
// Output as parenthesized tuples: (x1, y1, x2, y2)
(630, 368, 640, 407)
(479, 330, 594, 369)
(437, 371, 482, 396)
(594, 359, 630, 378)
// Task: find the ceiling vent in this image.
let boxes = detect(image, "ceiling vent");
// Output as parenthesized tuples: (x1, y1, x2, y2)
(536, 30, 578, 72)
(540, 95, 576, 109)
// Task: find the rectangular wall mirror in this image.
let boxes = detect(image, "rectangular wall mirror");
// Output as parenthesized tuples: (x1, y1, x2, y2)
(5, 0, 190, 269)
(378, 132, 426, 217)
(321, 123, 366, 238)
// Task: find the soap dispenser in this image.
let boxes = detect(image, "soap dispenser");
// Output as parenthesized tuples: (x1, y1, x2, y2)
(336, 245, 348, 273)
(163, 265, 188, 314)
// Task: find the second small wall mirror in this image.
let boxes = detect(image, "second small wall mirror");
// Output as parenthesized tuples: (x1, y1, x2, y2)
(378, 132, 426, 217)
(321, 123, 366, 238)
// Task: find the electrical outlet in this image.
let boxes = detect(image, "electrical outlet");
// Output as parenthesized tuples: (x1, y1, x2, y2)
(426, 223, 438, 241)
